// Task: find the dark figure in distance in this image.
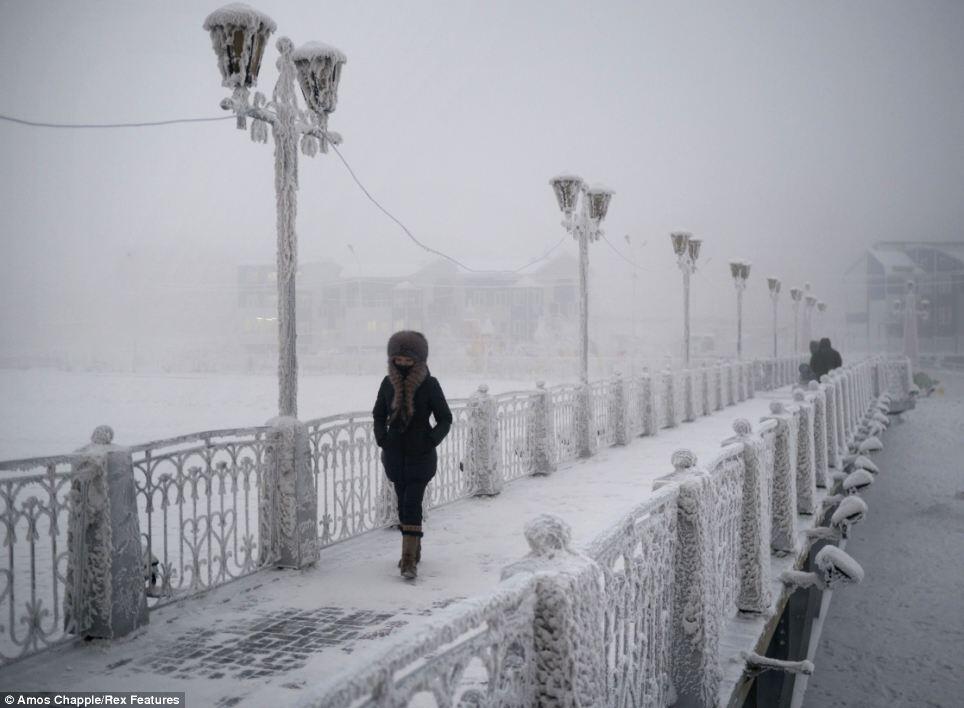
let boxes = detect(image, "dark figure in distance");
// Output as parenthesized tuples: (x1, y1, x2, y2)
(810, 337, 843, 380)
(372, 330, 452, 580)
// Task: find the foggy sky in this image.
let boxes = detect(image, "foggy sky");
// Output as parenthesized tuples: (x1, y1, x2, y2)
(1, 0, 962, 358)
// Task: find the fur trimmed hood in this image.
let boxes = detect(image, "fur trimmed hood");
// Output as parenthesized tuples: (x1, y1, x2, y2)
(387, 330, 429, 363)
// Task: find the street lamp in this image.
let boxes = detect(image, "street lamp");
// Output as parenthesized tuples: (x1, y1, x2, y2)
(549, 175, 614, 382)
(671, 231, 702, 366)
(204, 3, 346, 418)
(893, 280, 929, 371)
(767, 277, 781, 358)
(789, 286, 803, 354)
(802, 283, 817, 348)
(729, 260, 751, 359)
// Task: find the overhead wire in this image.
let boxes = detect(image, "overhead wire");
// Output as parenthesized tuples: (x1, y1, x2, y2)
(0, 111, 569, 276)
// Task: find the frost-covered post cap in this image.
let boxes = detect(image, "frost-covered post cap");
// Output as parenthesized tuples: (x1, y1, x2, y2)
(793, 389, 805, 402)
(769, 401, 786, 415)
(671, 448, 697, 472)
(808, 380, 820, 391)
(732, 418, 753, 436)
(524, 514, 572, 556)
(91, 425, 114, 445)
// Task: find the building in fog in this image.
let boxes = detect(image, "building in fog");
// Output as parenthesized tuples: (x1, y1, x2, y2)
(235, 253, 578, 367)
(843, 241, 964, 354)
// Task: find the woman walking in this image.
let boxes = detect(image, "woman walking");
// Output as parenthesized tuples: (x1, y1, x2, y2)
(372, 330, 453, 580)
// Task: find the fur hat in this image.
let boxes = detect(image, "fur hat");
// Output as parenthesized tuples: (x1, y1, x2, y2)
(387, 330, 429, 363)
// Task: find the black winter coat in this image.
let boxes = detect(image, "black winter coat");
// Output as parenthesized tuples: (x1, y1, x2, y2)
(372, 372, 453, 468)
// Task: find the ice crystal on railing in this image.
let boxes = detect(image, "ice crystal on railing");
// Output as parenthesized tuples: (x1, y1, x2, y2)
(722, 419, 772, 613)
(763, 402, 798, 554)
(792, 390, 816, 515)
(502, 515, 607, 706)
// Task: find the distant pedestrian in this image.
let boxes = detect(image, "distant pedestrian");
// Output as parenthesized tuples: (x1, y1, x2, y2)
(811, 337, 843, 379)
(372, 331, 452, 580)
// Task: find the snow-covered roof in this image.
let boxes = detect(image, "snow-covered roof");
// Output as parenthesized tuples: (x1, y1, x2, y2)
(203, 3, 276, 32)
(292, 41, 347, 64)
(869, 248, 918, 273)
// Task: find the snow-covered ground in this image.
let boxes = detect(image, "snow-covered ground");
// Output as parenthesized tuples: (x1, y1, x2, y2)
(0, 368, 535, 459)
(802, 370, 964, 708)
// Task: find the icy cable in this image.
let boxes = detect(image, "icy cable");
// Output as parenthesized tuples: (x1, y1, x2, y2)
(0, 112, 568, 276)
(0, 112, 234, 129)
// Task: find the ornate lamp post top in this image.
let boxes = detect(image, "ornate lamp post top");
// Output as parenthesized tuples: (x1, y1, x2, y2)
(817, 301, 827, 313)
(730, 260, 751, 290)
(790, 287, 803, 303)
(548, 174, 614, 242)
(203, 3, 276, 89)
(670, 231, 702, 269)
(767, 276, 781, 297)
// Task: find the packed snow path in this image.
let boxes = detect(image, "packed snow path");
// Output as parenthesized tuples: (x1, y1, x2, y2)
(802, 370, 964, 708)
(5, 385, 794, 706)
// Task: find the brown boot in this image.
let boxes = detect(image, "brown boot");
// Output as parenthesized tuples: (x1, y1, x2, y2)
(415, 537, 421, 565)
(400, 534, 418, 579)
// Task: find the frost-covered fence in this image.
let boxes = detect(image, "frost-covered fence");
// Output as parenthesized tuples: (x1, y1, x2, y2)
(130, 426, 274, 608)
(299, 572, 540, 707)
(301, 355, 904, 708)
(0, 455, 83, 664)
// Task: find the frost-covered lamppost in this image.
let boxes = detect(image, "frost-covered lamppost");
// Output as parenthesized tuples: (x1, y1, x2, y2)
(203, 3, 346, 417)
(729, 260, 751, 359)
(802, 283, 817, 348)
(671, 232, 702, 366)
(549, 175, 614, 382)
(893, 281, 929, 372)
(816, 301, 827, 335)
(789, 286, 803, 354)
(767, 277, 781, 358)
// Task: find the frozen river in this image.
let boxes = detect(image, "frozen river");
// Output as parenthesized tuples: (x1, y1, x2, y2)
(0, 368, 536, 460)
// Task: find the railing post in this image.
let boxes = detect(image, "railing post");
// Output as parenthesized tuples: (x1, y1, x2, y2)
(65, 425, 149, 640)
(792, 390, 816, 515)
(612, 371, 629, 446)
(761, 402, 798, 555)
(261, 416, 318, 569)
(467, 384, 502, 495)
(641, 369, 659, 437)
(576, 380, 594, 458)
(664, 449, 724, 707)
(501, 515, 607, 706)
(663, 368, 677, 428)
(722, 420, 772, 614)
(528, 381, 556, 476)
(714, 364, 724, 411)
(808, 380, 829, 487)
(684, 368, 696, 422)
(700, 366, 711, 416)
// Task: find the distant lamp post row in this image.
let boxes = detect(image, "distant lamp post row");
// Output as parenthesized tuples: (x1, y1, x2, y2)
(729, 260, 751, 360)
(203, 3, 346, 417)
(549, 175, 614, 382)
(670, 231, 703, 366)
(802, 281, 817, 347)
(767, 277, 782, 358)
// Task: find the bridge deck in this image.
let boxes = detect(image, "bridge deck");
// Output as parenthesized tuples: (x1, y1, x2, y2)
(6, 387, 791, 707)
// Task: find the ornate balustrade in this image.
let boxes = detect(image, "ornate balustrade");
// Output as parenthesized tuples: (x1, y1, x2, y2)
(305, 354, 907, 707)
(0, 353, 895, 673)
(0, 455, 85, 664)
(130, 427, 273, 608)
